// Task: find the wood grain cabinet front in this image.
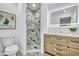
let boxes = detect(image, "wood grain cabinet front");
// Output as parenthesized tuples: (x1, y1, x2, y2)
(54, 42, 67, 56)
(44, 34, 55, 55)
(55, 42, 66, 55)
(44, 34, 79, 56)
(67, 37, 79, 56)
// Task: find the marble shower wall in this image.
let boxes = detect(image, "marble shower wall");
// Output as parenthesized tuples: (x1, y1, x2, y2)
(26, 4, 41, 50)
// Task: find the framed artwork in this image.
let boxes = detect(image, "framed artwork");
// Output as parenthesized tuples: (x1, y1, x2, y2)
(0, 11, 16, 29)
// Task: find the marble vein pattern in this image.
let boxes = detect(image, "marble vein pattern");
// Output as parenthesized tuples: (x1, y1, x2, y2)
(26, 7, 41, 50)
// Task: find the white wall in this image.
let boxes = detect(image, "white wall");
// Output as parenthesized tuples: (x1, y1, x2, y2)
(0, 3, 26, 55)
(0, 3, 16, 55)
(0, 3, 17, 37)
(41, 3, 47, 54)
(16, 4, 26, 55)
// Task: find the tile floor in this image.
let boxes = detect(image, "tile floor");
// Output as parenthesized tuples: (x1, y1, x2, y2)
(16, 51, 51, 56)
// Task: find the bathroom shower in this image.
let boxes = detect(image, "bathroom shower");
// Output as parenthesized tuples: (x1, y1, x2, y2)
(26, 3, 41, 51)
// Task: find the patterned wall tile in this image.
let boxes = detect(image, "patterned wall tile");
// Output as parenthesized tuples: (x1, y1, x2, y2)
(26, 4, 41, 50)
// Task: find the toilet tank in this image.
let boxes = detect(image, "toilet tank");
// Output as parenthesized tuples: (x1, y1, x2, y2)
(1, 36, 15, 47)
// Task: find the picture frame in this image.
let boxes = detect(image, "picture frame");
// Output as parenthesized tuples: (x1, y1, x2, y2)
(0, 11, 16, 29)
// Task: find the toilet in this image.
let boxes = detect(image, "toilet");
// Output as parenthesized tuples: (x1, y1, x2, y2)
(4, 44, 18, 56)
(1, 36, 19, 56)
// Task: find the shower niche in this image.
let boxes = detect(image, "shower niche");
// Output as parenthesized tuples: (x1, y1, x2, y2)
(26, 3, 41, 55)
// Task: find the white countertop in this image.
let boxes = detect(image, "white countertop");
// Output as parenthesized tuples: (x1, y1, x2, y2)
(44, 32, 79, 37)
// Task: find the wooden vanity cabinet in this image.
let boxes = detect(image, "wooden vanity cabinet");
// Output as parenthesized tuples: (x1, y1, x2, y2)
(44, 34, 79, 56)
(54, 36, 67, 56)
(44, 35, 55, 55)
(67, 37, 79, 56)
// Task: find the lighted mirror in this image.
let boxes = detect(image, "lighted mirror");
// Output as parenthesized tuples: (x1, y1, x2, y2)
(48, 4, 78, 26)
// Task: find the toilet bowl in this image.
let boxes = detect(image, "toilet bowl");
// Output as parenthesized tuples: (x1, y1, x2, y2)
(4, 45, 19, 56)
(1, 36, 19, 56)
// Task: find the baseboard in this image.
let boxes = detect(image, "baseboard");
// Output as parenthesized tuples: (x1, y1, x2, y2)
(26, 49, 41, 52)
(20, 50, 26, 56)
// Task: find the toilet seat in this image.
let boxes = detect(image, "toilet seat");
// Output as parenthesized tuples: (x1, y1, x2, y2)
(4, 45, 19, 55)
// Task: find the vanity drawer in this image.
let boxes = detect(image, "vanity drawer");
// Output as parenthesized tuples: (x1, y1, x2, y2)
(54, 43, 67, 56)
(54, 41, 66, 46)
(55, 36, 67, 43)
(45, 43, 52, 47)
(45, 41, 53, 50)
(55, 44, 67, 51)
(68, 42, 79, 50)
(68, 48, 79, 56)
(45, 38, 53, 42)
(45, 45, 51, 50)
(44, 34, 53, 39)
(45, 39, 53, 46)
(69, 37, 79, 44)
(55, 49, 66, 56)
(45, 46, 55, 55)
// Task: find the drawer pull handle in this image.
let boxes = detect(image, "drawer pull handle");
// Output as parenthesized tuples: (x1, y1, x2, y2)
(56, 48, 63, 51)
(56, 44, 63, 46)
(50, 42, 53, 44)
(57, 38, 62, 40)
(67, 46, 69, 48)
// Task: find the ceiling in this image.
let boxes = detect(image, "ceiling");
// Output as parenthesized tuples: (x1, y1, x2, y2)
(47, 3, 78, 11)
(27, 3, 40, 11)
(50, 5, 78, 15)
